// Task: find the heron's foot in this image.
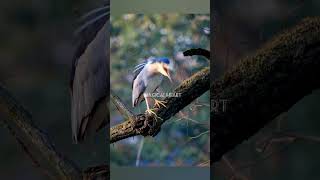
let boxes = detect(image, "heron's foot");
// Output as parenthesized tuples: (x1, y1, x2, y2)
(153, 99, 167, 109)
(145, 108, 163, 121)
(145, 108, 158, 118)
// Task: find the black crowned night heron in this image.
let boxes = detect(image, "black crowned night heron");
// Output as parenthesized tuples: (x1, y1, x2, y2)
(132, 57, 173, 116)
(70, 2, 109, 143)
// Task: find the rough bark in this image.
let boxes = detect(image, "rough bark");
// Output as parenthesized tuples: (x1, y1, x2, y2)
(110, 67, 210, 143)
(211, 17, 320, 162)
(0, 84, 108, 179)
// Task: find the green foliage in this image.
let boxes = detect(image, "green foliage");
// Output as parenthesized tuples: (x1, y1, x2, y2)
(110, 14, 210, 166)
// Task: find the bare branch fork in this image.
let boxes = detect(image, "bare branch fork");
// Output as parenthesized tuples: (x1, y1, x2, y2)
(110, 52, 210, 143)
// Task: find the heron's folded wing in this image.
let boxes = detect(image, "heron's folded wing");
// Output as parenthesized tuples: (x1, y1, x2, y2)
(70, 4, 109, 88)
(132, 75, 146, 107)
(71, 20, 109, 143)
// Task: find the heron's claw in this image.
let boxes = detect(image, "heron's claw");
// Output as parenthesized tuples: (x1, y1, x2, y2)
(145, 108, 157, 116)
(145, 108, 163, 120)
(153, 99, 167, 109)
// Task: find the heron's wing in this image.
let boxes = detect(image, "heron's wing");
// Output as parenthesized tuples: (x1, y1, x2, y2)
(70, 3, 109, 89)
(131, 62, 146, 89)
(70, 4, 109, 143)
(132, 74, 146, 107)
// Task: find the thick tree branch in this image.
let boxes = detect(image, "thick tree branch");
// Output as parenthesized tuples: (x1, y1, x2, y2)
(211, 17, 320, 162)
(0, 85, 81, 179)
(110, 67, 210, 143)
(0, 84, 108, 179)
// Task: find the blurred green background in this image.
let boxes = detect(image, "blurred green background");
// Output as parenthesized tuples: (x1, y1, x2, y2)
(0, 1, 107, 179)
(110, 14, 210, 166)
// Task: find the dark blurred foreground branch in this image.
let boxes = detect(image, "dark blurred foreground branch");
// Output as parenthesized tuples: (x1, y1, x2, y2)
(211, 17, 320, 162)
(110, 55, 210, 143)
(0, 85, 108, 179)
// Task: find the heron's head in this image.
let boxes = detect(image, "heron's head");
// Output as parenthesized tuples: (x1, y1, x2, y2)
(149, 57, 172, 82)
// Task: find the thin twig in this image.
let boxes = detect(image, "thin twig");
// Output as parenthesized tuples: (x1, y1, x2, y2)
(111, 90, 135, 120)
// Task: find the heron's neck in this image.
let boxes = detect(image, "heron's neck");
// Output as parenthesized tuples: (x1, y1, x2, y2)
(145, 63, 161, 76)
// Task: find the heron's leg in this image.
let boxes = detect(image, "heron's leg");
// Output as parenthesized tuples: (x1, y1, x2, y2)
(145, 96, 151, 110)
(144, 96, 157, 116)
(135, 94, 162, 137)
